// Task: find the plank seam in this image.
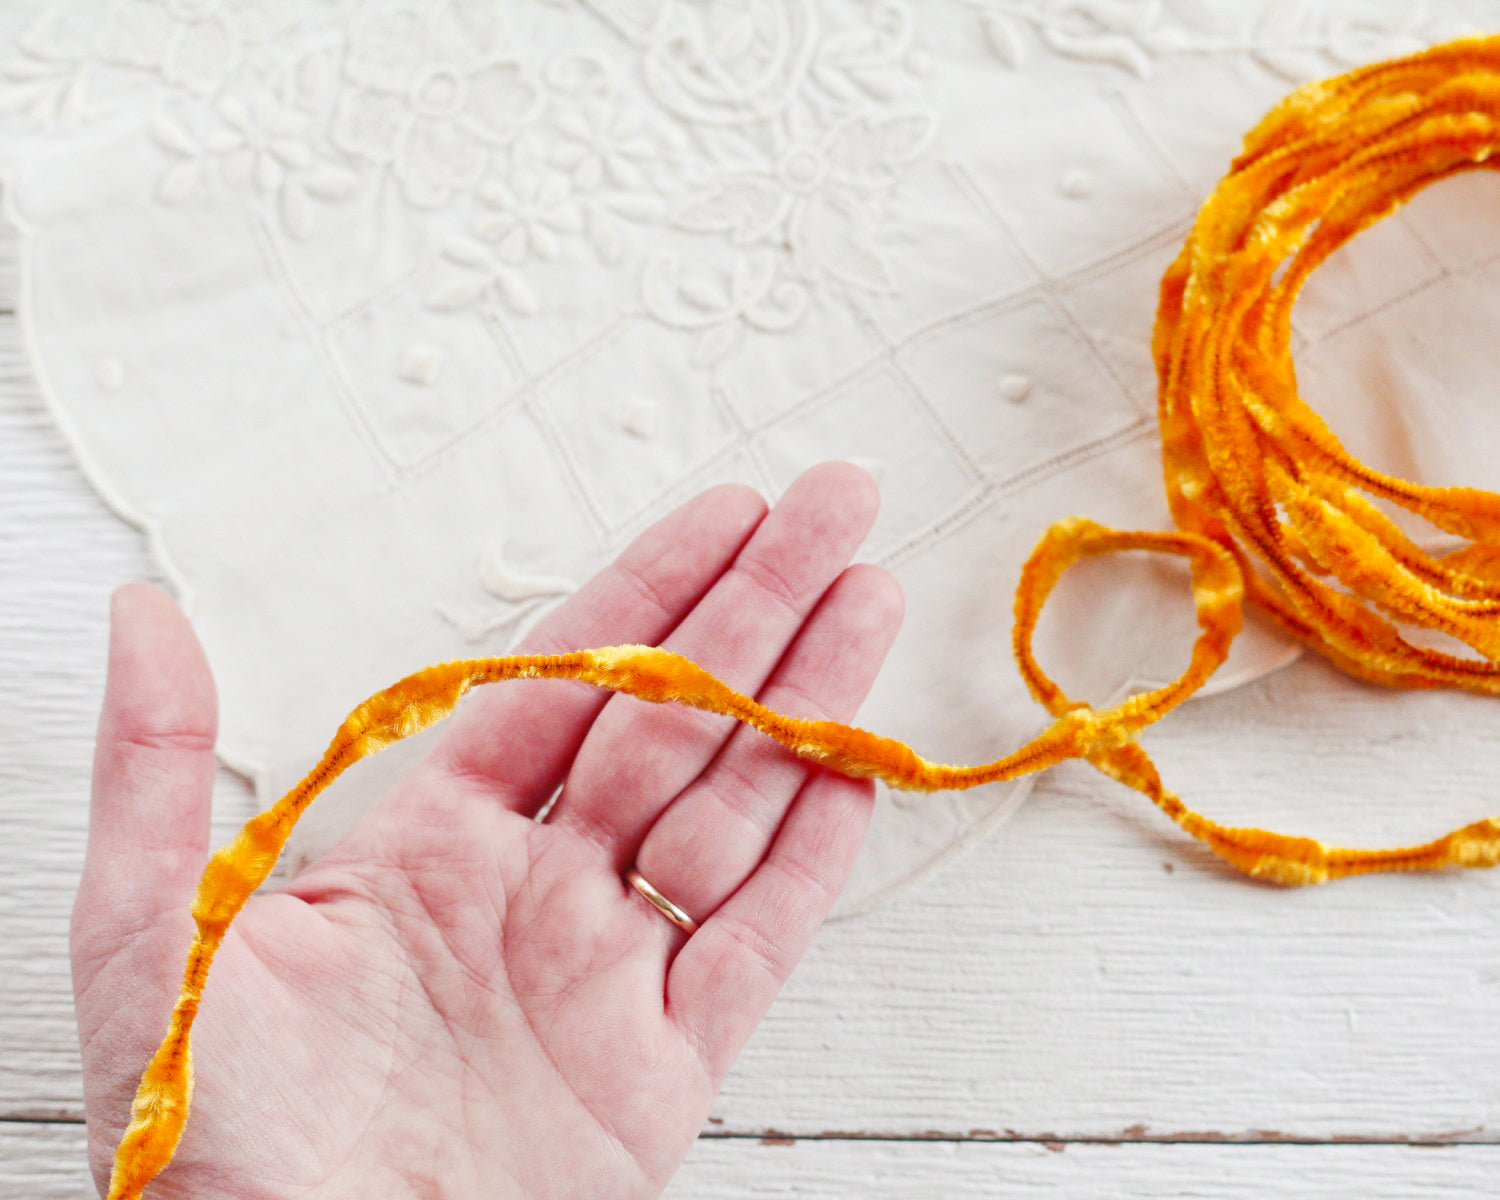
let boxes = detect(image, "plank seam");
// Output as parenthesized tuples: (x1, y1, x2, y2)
(699, 1131, 1497, 1148)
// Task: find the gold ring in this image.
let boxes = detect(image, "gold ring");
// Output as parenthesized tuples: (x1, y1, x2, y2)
(625, 868, 698, 935)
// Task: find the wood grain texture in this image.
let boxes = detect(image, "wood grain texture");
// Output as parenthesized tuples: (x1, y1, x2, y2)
(0, 221, 258, 1125)
(0, 214, 13, 311)
(0, 234, 127, 1119)
(5, 203, 1500, 1198)
(668, 1139, 1500, 1198)
(5, 1124, 1498, 1200)
(0, 1123, 91, 1198)
(712, 738, 1500, 1142)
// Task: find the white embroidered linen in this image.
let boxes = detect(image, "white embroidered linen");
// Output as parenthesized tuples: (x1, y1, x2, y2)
(4, 0, 1496, 913)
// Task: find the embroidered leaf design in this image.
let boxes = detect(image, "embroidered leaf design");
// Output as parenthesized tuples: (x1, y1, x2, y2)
(494, 266, 539, 316)
(496, 225, 529, 265)
(1040, 0, 1156, 79)
(149, 110, 199, 157)
(0, 61, 91, 128)
(680, 274, 729, 312)
(530, 224, 561, 260)
(842, 65, 899, 102)
(301, 164, 359, 201)
(434, 601, 505, 644)
(157, 158, 202, 203)
(691, 320, 740, 368)
(19, 9, 81, 61)
(812, 59, 858, 103)
(475, 544, 575, 602)
(743, 277, 809, 332)
(825, 112, 936, 184)
(794, 190, 895, 294)
(569, 152, 604, 190)
(730, 253, 776, 306)
(6, 83, 62, 128)
(425, 274, 489, 311)
(165, 15, 237, 95)
(672, 175, 787, 244)
(1074, 0, 1162, 35)
(288, 48, 330, 113)
(442, 237, 493, 269)
(584, 0, 669, 44)
(1252, 0, 1328, 83)
(542, 53, 611, 94)
(640, 257, 684, 318)
(3, 55, 58, 82)
(733, 253, 809, 331)
(269, 138, 313, 170)
(982, 12, 1028, 67)
(0, 81, 47, 121)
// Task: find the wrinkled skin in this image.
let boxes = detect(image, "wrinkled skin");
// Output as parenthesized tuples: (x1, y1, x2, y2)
(72, 463, 903, 1199)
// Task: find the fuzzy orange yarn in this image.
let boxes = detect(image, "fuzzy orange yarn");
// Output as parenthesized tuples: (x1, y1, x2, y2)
(107, 36, 1500, 1198)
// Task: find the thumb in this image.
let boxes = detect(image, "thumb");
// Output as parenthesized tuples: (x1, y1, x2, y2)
(75, 583, 217, 959)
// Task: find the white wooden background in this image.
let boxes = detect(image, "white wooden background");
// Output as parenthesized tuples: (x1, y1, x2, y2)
(6, 210, 1500, 1196)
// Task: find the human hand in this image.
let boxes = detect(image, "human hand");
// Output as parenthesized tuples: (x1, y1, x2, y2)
(72, 462, 903, 1199)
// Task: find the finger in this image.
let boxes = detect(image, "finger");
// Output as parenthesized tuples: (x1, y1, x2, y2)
(76, 584, 217, 950)
(419, 483, 767, 814)
(631, 563, 902, 925)
(549, 461, 879, 864)
(666, 768, 876, 1082)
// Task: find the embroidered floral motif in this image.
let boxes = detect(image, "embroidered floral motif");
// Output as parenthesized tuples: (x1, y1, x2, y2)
(97, 0, 304, 94)
(477, 168, 582, 263)
(963, 0, 1442, 83)
(1247, 0, 1435, 83)
(968, 0, 1166, 77)
(627, 0, 936, 361)
(150, 90, 359, 235)
(4, 0, 941, 361)
(422, 54, 667, 313)
(671, 112, 935, 294)
(642, 252, 810, 368)
(433, 181, 579, 313)
(1, 0, 303, 126)
(553, 98, 654, 190)
(331, 4, 543, 208)
(437, 540, 576, 644)
(0, 10, 94, 128)
(425, 234, 539, 315)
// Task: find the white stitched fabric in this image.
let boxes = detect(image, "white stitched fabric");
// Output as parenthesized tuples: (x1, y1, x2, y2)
(3, 0, 1495, 914)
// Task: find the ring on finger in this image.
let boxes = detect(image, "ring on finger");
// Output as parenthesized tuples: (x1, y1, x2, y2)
(625, 868, 699, 935)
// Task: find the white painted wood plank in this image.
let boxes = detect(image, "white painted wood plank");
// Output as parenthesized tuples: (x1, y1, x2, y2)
(1, 313, 142, 1117)
(0, 203, 14, 311)
(668, 1138, 1500, 1198)
(7, 1123, 1499, 1200)
(715, 704, 1500, 1140)
(0, 1123, 92, 1199)
(0, 304, 259, 1117)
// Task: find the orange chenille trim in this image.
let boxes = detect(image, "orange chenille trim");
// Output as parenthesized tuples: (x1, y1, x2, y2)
(110, 36, 1500, 1197)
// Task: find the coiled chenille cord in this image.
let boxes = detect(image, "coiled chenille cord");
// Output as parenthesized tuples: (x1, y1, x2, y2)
(108, 36, 1500, 1199)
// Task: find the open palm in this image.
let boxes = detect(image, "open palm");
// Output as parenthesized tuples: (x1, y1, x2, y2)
(71, 464, 903, 1200)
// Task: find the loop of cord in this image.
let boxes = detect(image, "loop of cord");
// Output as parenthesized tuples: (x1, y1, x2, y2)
(108, 36, 1500, 1198)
